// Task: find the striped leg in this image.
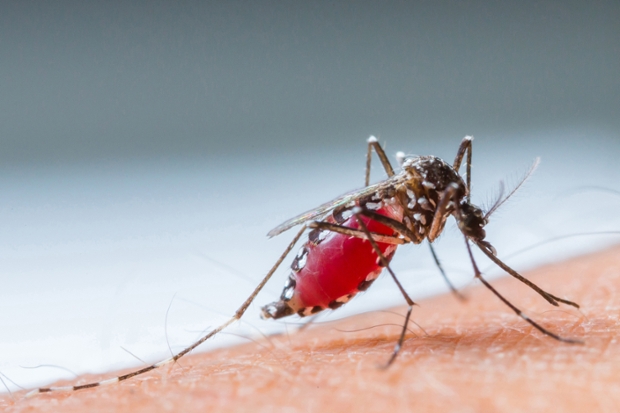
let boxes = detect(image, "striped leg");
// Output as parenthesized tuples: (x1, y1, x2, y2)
(26, 226, 308, 396)
(353, 207, 416, 367)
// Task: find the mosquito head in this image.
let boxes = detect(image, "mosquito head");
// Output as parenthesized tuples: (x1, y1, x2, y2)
(457, 202, 488, 240)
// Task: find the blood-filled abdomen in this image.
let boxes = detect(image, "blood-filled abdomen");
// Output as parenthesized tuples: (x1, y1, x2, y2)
(261, 203, 402, 319)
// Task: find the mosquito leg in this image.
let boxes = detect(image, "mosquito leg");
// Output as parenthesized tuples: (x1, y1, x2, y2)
(474, 241, 580, 308)
(452, 136, 473, 202)
(308, 221, 406, 245)
(428, 183, 458, 242)
(353, 207, 416, 367)
(310, 207, 421, 245)
(27, 225, 308, 396)
(175, 225, 308, 359)
(428, 243, 466, 301)
(449, 138, 575, 308)
(356, 208, 421, 243)
(366, 136, 395, 186)
(362, 199, 465, 302)
(357, 207, 464, 299)
(314, 211, 467, 309)
(443, 174, 576, 309)
(463, 238, 582, 343)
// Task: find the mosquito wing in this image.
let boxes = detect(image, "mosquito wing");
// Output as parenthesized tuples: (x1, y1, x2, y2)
(267, 175, 406, 237)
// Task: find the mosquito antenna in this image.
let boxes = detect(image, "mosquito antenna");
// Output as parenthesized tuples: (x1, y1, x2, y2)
(484, 157, 540, 220)
(484, 179, 505, 218)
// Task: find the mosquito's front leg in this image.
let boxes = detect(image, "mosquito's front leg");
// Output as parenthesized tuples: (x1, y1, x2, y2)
(428, 183, 459, 242)
(474, 242, 580, 309)
(365, 136, 395, 186)
(428, 243, 466, 301)
(441, 184, 579, 309)
(452, 136, 473, 202)
(463, 239, 582, 344)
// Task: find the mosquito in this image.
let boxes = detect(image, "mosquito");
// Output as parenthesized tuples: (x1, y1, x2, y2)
(26, 136, 580, 396)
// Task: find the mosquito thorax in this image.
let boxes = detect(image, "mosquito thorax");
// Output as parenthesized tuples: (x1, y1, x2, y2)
(401, 156, 467, 198)
(397, 155, 468, 241)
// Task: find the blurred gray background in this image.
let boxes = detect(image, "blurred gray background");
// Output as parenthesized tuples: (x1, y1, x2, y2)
(1, 1, 619, 391)
(2, 0, 618, 166)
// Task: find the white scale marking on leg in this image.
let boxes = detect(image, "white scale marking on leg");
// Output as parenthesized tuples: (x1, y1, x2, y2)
(155, 357, 174, 367)
(25, 389, 40, 398)
(51, 386, 73, 392)
(99, 377, 120, 386)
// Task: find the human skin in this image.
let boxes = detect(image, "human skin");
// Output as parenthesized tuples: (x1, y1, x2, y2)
(3, 245, 620, 413)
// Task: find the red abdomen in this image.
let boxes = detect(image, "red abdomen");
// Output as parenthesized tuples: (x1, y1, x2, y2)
(261, 203, 403, 319)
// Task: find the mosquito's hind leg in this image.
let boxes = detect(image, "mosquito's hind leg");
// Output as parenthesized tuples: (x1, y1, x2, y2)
(366, 136, 395, 186)
(463, 239, 582, 343)
(307, 221, 405, 245)
(29, 225, 308, 396)
(352, 207, 416, 367)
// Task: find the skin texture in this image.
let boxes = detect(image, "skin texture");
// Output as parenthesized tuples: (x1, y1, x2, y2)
(2, 245, 620, 413)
